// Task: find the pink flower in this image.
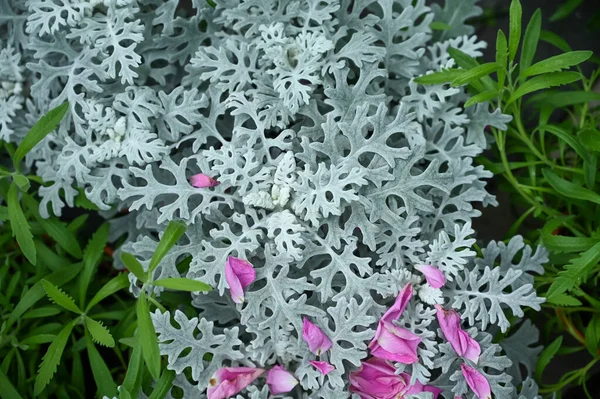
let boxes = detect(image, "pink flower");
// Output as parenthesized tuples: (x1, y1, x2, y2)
(435, 305, 481, 363)
(461, 364, 492, 399)
(369, 321, 421, 364)
(207, 367, 264, 399)
(302, 317, 333, 355)
(225, 256, 256, 304)
(189, 173, 220, 188)
(416, 264, 446, 288)
(406, 380, 443, 399)
(309, 360, 335, 375)
(371, 284, 413, 346)
(266, 365, 298, 394)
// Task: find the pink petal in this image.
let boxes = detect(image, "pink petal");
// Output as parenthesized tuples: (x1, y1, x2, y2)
(309, 360, 335, 375)
(405, 379, 443, 399)
(417, 264, 446, 289)
(266, 365, 298, 394)
(461, 364, 492, 399)
(349, 359, 409, 398)
(207, 367, 264, 399)
(370, 284, 413, 347)
(370, 321, 421, 364)
(189, 173, 220, 188)
(435, 305, 481, 363)
(302, 317, 333, 355)
(225, 256, 256, 304)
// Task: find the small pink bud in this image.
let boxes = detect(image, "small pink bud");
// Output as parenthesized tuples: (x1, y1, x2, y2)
(302, 317, 333, 355)
(225, 256, 256, 304)
(435, 305, 481, 363)
(369, 321, 421, 364)
(207, 367, 264, 399)
(189, 173, 220, 188)
(266, 365, 298, 394)
(416, 264, 446, 289)
(461, 364, 492, 399)
(309, 360, 335, 375)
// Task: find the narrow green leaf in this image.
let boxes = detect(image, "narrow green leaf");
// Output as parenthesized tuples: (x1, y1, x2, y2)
(414, 68, 464, 85)
(550, 0, 584, 21)
(41, 280, 81, 314)
(535, 336, 563, 381)
(120, 252, 146, 282)
(578, 128, 600, 152)
(520, 9, 542, 72)
(8, 183, 36, 265)
(35, 240, 69, 271)
(546, 292, 583, 307)
(547, 242, 600, 298)
(0, 368, 23, 399)
(507, 72, 581, 106)
(80, 223, 109, 308)
(121, 339, 144, 398)
(508, 0, 522, 62)
(585, 315, 600, 357)
(13, 102, 69, 169)
(85, 272, 129, 312)
(12, 173, 30, 192)
(451, 62, 501, 87)
(542, 233, 598, 254)
(119, 388, 133, 399)
(152, 278, 212, 292)
(537, 124, 590, 162)
(34, 321, 75, 395)
(148, 369, 176, 399)
(86, 337, 118, 397)
(20, 334, 57, 346)
(542, 168, 600, 204)
(448, 47, 479, 69)
(84, 317, 115, 347)
(540, 30, 572, 52)
(429, 21, 451, 31)
(148, 220, 187, 274)
(136, 292, 161, 380)
(530, 90, 600, 108)
(495, 30, 508, 88)
(584, 154, 597, 190)
(23, 306, 62, 319)
(464, 90, 499, 108)
(522, 51, 593, 77)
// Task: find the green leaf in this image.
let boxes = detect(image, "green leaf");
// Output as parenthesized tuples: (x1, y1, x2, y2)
(547, 242, 600, 299)
(578, 128, 600, 153)
(80, 223, 109, 307)
(152, 278, 212, 292)
(464, 90, 499, 108)
(23, 306, 62, 319)
(414, 68, 464, 85)
(122, 340, 144, 398)
(521, 51, 593, 77)
(13, 102, 69, 170)
(148, 370, 176, 399)
(508, 0, 522, 62)
(540, 30, 572, 52)
(0, 368, 23, 399)
(12, 173, 30, 192)
(550, 0, 584, 21)
(74, 189, 100, 211)
(507, 72, 581, 106)
(34, 321, 75, 395)
(41, 280, 81, 314)
(35, 240, 69, 271)
(546, 292, 583, 306)
(495, 30, 508, 88)
(429, 21, 451, 31)
(584, 154, 597, 190)
(20, 334, 57, 346)
(529, 90, 600, 108)
(120, 252, 146, 282)
(542, 233, 598, 254)
(85, 272, 129, 312)
(537, 124, 590, 162)
(535, 336, 563, 381)
(8, 183, 36, 265)
(448, 47, 479, 69)
(148, 220, 187, 274)
(451, 62, 501, 87)
(542, 168, 600, 204)
(86, 337, 118, 397)
(84, 317, 115, 347)
(137, 291, 161, 380)
(585, 315, 600, 357)
(520, 9, 542, 72)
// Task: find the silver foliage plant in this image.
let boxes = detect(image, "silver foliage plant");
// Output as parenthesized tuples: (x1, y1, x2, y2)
(0, 0, 548, 397)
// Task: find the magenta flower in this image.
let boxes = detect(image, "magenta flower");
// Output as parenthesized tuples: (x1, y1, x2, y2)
(207, 367, 264, 399)
(416, 264, 446, 288)
(461, 364, 492, 399)
(189, 173, 220, 188)
(266, 365, 298, 394)
(225, 256, 256, 304)
(435, 305, 481, 363)
(302, 317, 333, 355)
(309, 360, 335, 375)
(369, 320, 421, 364)
(371, 284, 413, 346)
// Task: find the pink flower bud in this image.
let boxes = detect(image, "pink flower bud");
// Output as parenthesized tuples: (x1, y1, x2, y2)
(309, 360, 335, 375)
(416, 264, 446, 288)
(435, 305, 481, 363)
(461, 364, 492, 399)
(189, 173, 220, 188)
(302, 317, 333, 355)
(207, 367, 264, 399)
(225, 256, 256, 304)
(266, 365, 298, 394)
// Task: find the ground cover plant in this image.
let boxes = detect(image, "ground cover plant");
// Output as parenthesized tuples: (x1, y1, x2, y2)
(0, 0, 597, 398)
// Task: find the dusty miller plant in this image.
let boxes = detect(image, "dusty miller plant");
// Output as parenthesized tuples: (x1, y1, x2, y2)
(0, 0, 548, 397)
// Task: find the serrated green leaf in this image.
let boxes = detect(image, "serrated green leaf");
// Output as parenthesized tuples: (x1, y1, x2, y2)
(585, 315, 600, 357)
(522, 51, 592, 77)
(41, 280, 81, 314)
(8, 183, 36, 265)
(80, 223, 109, 308)
(148, 220, 187, 274)
(464, 90, 499, 108)
(520, 9, 541, 73)
(152, 278, 212, 292)
(137, 292, 161, 380)
(0, 367, 22, 399)
(547, 242, 600, 299)
(578, 128, 600, 152)
(546, 292, 583, 306)
(85, 272, 129, 312)
(84, 317, 115, 347)
(507, 72, 581, 106)
(13, 102, 69, 170)
(34, 321, 75, 395)
(542, 168, 600, 204)
(508, 0, 522, 62)
(86, 336, 118, 397)
(451, 62, 500, 87)
(550, 0, 584, 21)
(414, 68, 464, 85)
(535, 336, 562, 381)
(120, 252, 146, 282)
